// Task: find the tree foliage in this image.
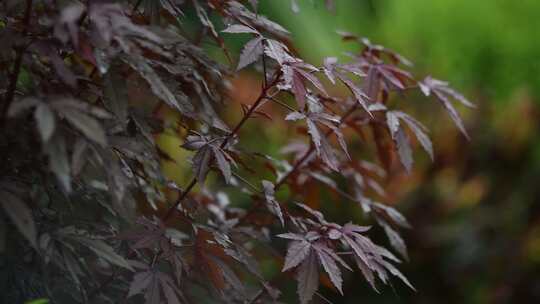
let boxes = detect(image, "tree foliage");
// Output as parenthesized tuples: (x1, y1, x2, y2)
(0, 1, 472, 303)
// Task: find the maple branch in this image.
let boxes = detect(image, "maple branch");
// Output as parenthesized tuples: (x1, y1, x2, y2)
(1, 0, 33, 126)
(274, 104, 361, 191)
(238, 101, 364, 226)
(232, 171, 262, 193)
(221, 74, 282, 150)
(162, 71, 283, 221)
(163, 178, 197, 221)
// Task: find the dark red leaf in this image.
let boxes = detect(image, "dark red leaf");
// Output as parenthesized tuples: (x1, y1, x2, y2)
(296, 251, 319, 304)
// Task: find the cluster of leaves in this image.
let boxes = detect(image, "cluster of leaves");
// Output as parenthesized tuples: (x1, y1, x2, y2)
(0, 1, 472, 303)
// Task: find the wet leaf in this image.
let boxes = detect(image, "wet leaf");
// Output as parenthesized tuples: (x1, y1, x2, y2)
(74, 238, 133, 271)
(283, 240, 311, 271)
(212, 146, 232, 184)
(394, 127, 413, 173)
(296, 251, 319, 304)
(222, 24, 258, 35)
(420, 76, 474, 139)
(128, 271, 153, 298)
(8, 97, 40, 117)
(34, 103, 56, 142)
(261, 180, 285, 226)
(382, 223, 408, 261)
(44, 135, 71, 192)
(61, 107, 107, 146)
(125, 55, 194, 116)
(192, 146, 212, 184)
(237, 36, 264, 71)
(315, 246, 343, 294)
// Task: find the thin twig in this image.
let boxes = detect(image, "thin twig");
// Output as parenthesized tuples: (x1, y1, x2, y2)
(163, 178, 197, 221)
(220, 72, 281, 150)
(265, 96, 296, 112)
(232, 171, 262, 193)
(315, 291, 334, 304)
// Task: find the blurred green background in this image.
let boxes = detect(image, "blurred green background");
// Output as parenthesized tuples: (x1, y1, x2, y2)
(258, 1, 540, 303)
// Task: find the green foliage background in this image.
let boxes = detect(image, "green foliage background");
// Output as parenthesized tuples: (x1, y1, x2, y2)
(263, 0, 540, 103)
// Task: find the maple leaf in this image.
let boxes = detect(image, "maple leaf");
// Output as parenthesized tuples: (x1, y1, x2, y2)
(313, 242, 348, 294)
(264, 38, 295, 66)
(323, 57, 371, 113)
(182, 134, 234, 184)
(282, 239, 312, 271)
(337, 32, 413, 67)
(54, 3, 85, 48)
(237, 36, 264, 71)
(387, 110, 434, 170)
(395, 126, 413, 173)
(285, 106, 347, 171)
(419, 76, 475, 139)
(362, 199, 411, 230)
(294, 202, 328, 225)
(222, 24, 263, 71)
(226, 2, 290, 38)
(279, 224, 353, 299)
(375, 63, 415, 91)
(128, 271, 153, 298)
(357, 199, 411, 260)
(261, 180, 285, 226)
(297, 251, 319, 304)
(222, 24, 259, 35)
(380, 222, 409, 261)
(287, 62, 328, 109)
(193, 0, 232, 63)
(0, 189, 37, 248)
(338, 220, 414, 291)
(128, 269, 184, 304)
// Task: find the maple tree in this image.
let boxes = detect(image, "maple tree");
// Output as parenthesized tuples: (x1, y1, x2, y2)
(0, 1, 473, 303)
